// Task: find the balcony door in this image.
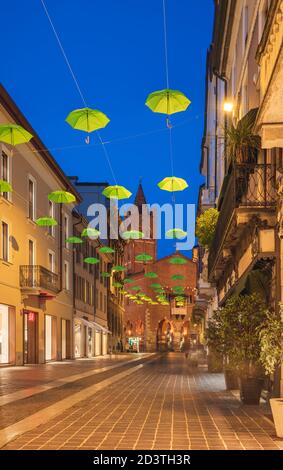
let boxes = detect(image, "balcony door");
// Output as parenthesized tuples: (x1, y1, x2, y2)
(24, 311, 38, 364)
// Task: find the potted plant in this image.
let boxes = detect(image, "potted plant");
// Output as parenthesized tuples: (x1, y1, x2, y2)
(259, 308, 283, 437)
(225, 110, 261, 165)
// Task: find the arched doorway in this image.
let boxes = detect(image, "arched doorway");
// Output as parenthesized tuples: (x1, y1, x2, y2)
(156, 319, 174, 352)
(180, 320, 190, 352)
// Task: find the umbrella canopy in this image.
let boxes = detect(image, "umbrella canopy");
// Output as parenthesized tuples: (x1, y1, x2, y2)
(169, 256, 188, 265)
(0, 124, 33, 146)
(121, 230, 144, 240)
(84, 257, 100, 265)
(113, 282, 123, 288)
(99, 246, 115, 254)
(158, 177, 188, 192)
(0, 180, 12, 193)
(173, 286, 185, 292)
(166, 228, 187, 239)
(150, 283, 162, 289)
(124, 278, 134, 284)
(144, 272, 158, 279)
(131, 286, 141, 291)
(145, 89, 191, 116)
(48, 190, 76, 204)
(66, 107, 110, 133)
(101, 272, 111, 278)
(65, 236, 83, 244)
(171, 274, 185, 281)
(81, 228, 100, 238)
(36, 217, 57, 227)
(112, 265, 125, 272)
(135, 253, 153, 262)
(102, 185, 132, 200)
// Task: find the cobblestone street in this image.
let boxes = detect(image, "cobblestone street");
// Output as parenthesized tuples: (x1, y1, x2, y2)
(1, 353, 282, 450)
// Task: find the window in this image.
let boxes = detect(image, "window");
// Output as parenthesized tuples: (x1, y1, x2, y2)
(1, 151, 9, 200)
(64, 215, 68, 247)
(28, 177, 36, 220)
(64, 261, 69, 290)
(243, 4, 249, 48)
(28, 239, 35, 265)
(48, 251, 55, 273)
(100, 292, 103, 310)
(104, 295, 107, 313)
(48, 201, 55, 236)
(1, 222, 8, 262)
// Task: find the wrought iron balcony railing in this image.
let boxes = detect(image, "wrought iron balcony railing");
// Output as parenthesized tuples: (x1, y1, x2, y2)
(20, 265, 60, 294)
(208, 163, 277, 277)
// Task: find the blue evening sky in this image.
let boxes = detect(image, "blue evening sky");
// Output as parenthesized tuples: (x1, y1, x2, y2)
(1, 0, 214, 258)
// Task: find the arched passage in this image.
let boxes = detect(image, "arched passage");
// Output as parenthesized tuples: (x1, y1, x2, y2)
(156, 319, 174, 352)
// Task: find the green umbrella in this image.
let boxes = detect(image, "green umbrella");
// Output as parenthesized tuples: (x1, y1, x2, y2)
(99, 246, 115, 254)
(171, 275, 185, 281)
(166, 228, 187, 239)
(0, 180, 12, 193)
(113, 282, 123, 288)
(48, 190, 76, 204)
(112, 265, 125, 272)
(124, 278, 134, 284)
(36, 217, 57, 227)
(121, 230, 144, 240)
(81, 227, 100, 238)
(66, 107, 110, 133)
(158, 177, 188, 192)
(175, 296, 185, 302)
(144, 272, 158, 279)
(102, 185, 132, 200)
(135, 253, 153, 262)
(0, 124, 33, 146)
(65, 236, 83, 244)
(169, 256, 187, 265)
(84, 257, 100, 264)
(131, 286, 141, 291)
(145, 89, 191, 116)
(173, 286, 185, 292)
(101, 272, 111, 278)
(150, 283, 162, 289)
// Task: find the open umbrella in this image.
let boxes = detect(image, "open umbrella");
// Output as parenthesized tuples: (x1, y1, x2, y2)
(145, 89, 191, 116)
(169, 256, 187, 265)
(101, 272, 111, 278)
(158, 177, 188, 192)
(171, 275, 185, 281)
(99, 246, 115, 254)
(0, 124, 33, 146)
(48, 190, 76, 204)
(0, 180, 12, 193)
(135, 253, 153, 262)
(81, 228, 100, 238)
(166, 228, 187, 239)
(144, 272, 158, 279)
(121, 230, 144, 240)
(124, 278, 134, 284)
(84, 257, 100, 265)
(131, 286, 141, 291)
(112, 265, 125, 272)
(102, 185, 132, 200)
(150, 283, 162, 289)
(36, 217, 57, 227)
(113, 282, 123, 288)
(65, 236, 83, 244)
(66, 108, 110, 133)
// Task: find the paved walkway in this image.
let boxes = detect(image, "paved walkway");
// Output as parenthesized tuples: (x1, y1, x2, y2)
(1, 353, 283, 450)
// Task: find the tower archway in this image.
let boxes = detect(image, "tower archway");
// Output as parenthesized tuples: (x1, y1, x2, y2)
(156, 318, 174, 352)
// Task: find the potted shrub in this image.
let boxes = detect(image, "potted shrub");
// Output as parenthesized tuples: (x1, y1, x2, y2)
(196, 208, 219, 249)
(259, 309, 283, 437)
(225, 110, 260, 165)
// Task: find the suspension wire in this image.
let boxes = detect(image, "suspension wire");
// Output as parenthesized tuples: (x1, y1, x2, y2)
(162, 0, 170, 90)
(40, 0, 117, 184)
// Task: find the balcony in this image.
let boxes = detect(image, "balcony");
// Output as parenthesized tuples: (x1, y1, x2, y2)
(208, 163, 277, 279)
(20, 265, 60, 295)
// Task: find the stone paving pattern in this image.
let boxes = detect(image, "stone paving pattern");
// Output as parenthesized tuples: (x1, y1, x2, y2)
(2, 354, 283, 450)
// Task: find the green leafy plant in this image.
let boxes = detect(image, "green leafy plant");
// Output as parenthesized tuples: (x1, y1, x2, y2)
(259, 308, 283, 375)
(225, 113, 260, 164)
(196, 208, 219, 248)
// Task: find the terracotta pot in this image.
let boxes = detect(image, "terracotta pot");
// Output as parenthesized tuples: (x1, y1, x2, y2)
(270, 399, 283, 438)
(224, 368, 239, 390)
(239, 377, 264, 405)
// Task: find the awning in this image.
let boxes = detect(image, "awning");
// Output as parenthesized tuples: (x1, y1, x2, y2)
(74, 317, 112, 334)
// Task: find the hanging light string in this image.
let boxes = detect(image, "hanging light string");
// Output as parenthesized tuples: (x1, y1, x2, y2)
(40, 0, 117, 184)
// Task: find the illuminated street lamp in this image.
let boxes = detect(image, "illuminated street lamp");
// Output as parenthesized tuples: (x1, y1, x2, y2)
(223, 101, 234, 113)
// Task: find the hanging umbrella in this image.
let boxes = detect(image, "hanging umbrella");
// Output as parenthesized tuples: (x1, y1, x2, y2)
(144, 272, 158, 279)
(158, 177, 188, 192)
(166, 228, 187, 239)
(36, 217, 57, 227)
(81, 227, 100, 238)
(121, 230, 144, 240)
(112, 265, 125, 272)
(171, 274, 185, 281)
(101, 272, 111, 278)
(113, 282, 123, 288)
(129, 295, 138, 300)
(169, 256, 187, 265)
(150, 283, 162, 289)
(0, 180, 12, 193)
(145, 89, 191, 116)
(173, 286, 185, 292)
(135, 301, 144, 305)
(124, 278, 134, 284)
(48, 190, 76, 204)
(135, 253, 153, 262)
(66, 108, 110, 133)
(99, 246, 115, 254)
(131, 286, 141, 291)
(84, 257, 100, 264)
(65, 236, 83, 244)
(0, 124, 33, 146)
(102, 185, 132, 200)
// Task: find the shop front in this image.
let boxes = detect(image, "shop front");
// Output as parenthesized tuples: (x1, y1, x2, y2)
(23, 310, 38, 364)
(74, 317, 96, 358)
(45, 314, 57, 361)
(0, 304, 16, 365)
(61, 318, 71, 360)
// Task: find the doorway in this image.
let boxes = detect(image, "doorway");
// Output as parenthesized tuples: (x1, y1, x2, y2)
(45, 315, 57, 361)
(24, 311, 38, 364)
